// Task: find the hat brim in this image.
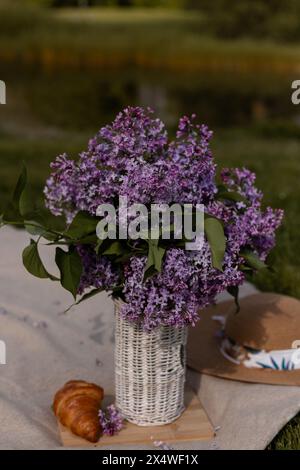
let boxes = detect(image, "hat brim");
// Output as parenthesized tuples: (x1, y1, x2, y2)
(187, 299, 300, 386)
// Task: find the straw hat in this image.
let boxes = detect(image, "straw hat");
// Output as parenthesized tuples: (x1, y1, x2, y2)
(187, 293, 300, 386)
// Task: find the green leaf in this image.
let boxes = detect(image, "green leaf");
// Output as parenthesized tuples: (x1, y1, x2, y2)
(149, 237, 159, 247)
(19, 187, 36, 218)
(22, 240, 58, 281)
(147, 241, 166, 272)
(2, 201, 23, 223)
(241, 250, 268, 271)
(74, 234, 98, 245)
(239, 264, 253, 272)
(95, 239, 104, 254)
(55, 247, 83, 299)
(102, 240, 134, 265)
(143, 240, 166, 281)
(227, 286, 240, 313)
(205, 217, 226, 271)
(102, 241, 124, 256)
(65, 211, 99, 240)
(110, 285, 125, 300)
(13, 164, 27, 206)
(21, 211, 61, 241)
(23, 217, 56, 240)
(24, 220, 47, 236)
(143, 265, 158, 282)
(3, 164, 29, 223)
(217, 190, 247, 204)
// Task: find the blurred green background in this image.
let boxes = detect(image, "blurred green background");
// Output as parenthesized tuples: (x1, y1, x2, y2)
(0, 0, 300, 449)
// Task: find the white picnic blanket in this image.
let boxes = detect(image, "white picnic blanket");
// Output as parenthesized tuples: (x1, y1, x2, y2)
(0, 226, 299, 450)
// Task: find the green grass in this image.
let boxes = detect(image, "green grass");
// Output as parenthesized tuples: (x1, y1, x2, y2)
(57, 6, 196, 22)
(1, 5, 300, 71)
(268, 414, 300, 450)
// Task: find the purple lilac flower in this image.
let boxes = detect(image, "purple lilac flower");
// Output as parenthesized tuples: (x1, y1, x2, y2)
(44, 154, 78, 223)
(121, 246, 245, 331)
(45, 107, 170, 216)
(168, 116, 216, 205)
(218, 168, 283, 260)
(77, 245, 120, 295)
(44, 109, 217, 216)
(99, 405, 123, 436)
(44, 107, 283, 331)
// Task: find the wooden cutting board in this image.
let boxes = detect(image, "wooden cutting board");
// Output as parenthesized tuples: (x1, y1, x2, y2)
(58, 388, 214, 447)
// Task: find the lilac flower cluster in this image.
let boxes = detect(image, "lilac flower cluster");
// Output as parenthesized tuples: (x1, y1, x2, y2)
(219, 168, 283, 260)
(77, 246, 119, 295)
(99, 405, 123, 436)
(120, 246, 246, 331)
(44, 107, 215, 214)
(45, 107, 283, 331)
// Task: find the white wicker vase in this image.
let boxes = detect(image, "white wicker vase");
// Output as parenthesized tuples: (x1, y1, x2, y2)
(114, 300, 187, 426)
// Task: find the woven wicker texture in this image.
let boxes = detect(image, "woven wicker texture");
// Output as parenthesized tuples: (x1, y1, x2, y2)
(114, 300, 187, 426)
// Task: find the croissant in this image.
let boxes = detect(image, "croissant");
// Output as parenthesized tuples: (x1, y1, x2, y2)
(53, 380, 104, 443)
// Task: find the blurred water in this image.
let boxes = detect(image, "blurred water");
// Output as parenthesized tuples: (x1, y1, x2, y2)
(0, 63, 298, 136)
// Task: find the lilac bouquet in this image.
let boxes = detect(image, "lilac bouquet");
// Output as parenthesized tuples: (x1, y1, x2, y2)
(1, 107, 283, 331)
